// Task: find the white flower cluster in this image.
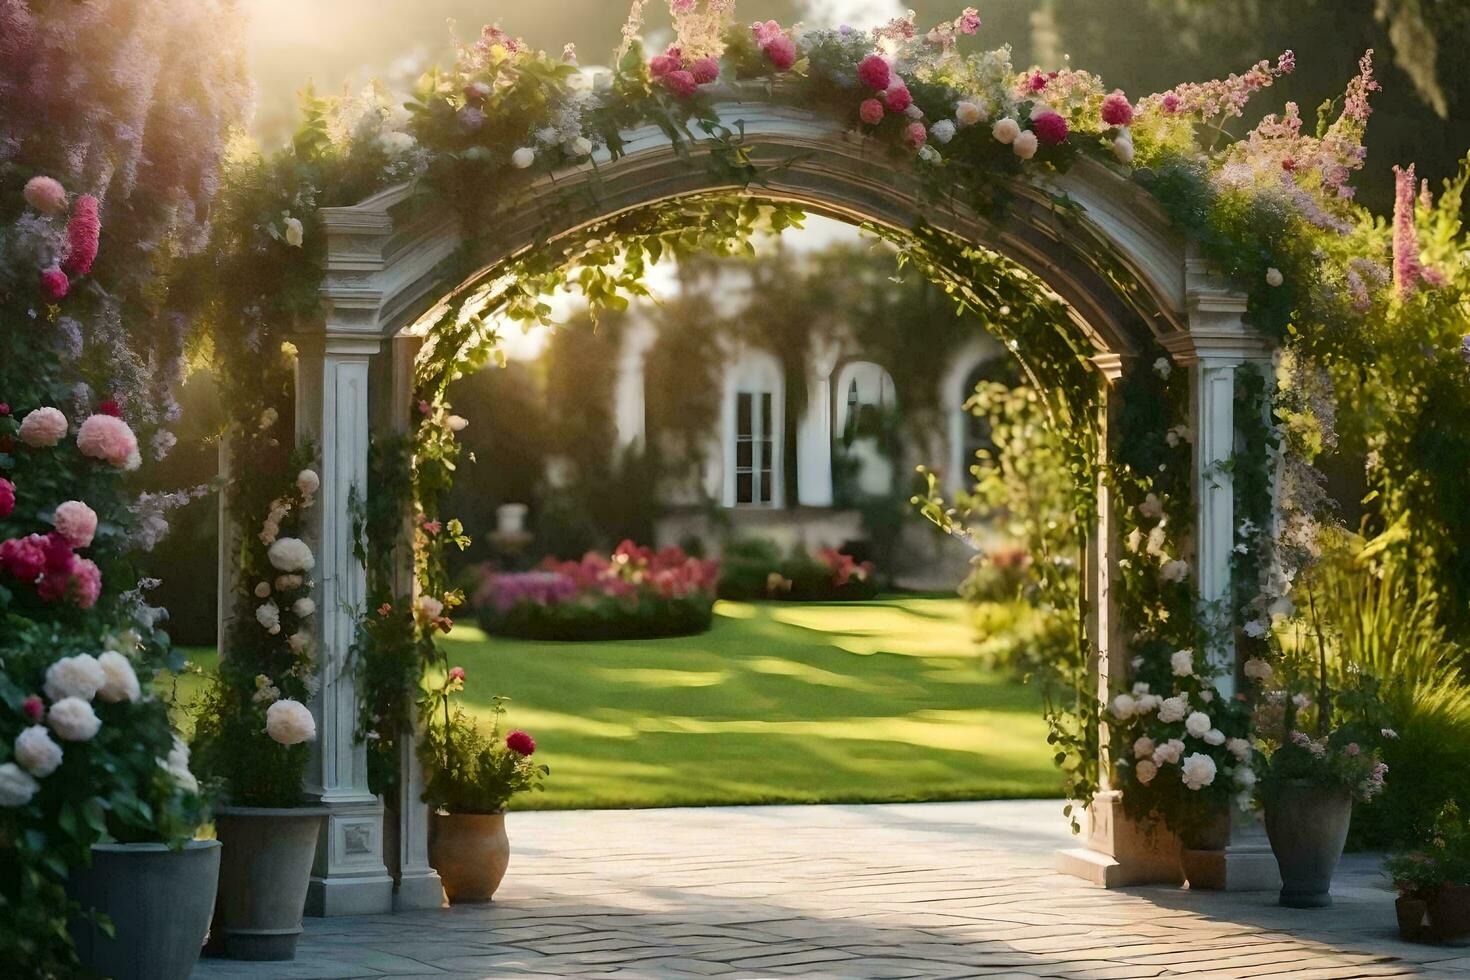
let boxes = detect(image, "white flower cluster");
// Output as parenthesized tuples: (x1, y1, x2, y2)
(157, 736, 199, 795)
(265, 698, 317, 746)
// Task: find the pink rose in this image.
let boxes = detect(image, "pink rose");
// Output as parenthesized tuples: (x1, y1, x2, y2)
(18, 407, 68, 448)
(859, 98, 885, 125)
(1031, 110, 1068, 145)
(905, 121, 927, 147)
(662, 70, 698, 99)
(751, 19, 782, 45)
(1101, 90, 1134, 127)
(39, 267, 68, 301)
(52, 500, 98, 548)
(76, 413, 139, 469)
(62, 195, 100, 277)
(884, 83, 912, 113)
(23, 176, 67, 214)
(448, 666, 466, 683)
(689, 56, 719, 85)
(763, 35, 796, 71)
(0, 478, 13, 519)
(857, 54, 891, 92)
(0, 535, 47, 582)
(69, 558, 102, 609)
(21, 695, 44, 723)
(649, 53, 680, 78)
(506, 730, 535, 756)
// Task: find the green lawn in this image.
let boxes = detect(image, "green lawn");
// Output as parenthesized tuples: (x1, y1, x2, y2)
(173, 596, 1062, 810)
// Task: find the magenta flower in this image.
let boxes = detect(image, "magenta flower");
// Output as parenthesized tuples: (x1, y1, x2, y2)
(0, 478, 13, 519)
(857, 54, 891, 92)
(39, 267, 68, 301)
(689, 56, 719, 85)
(506, 730, 535, 756)
(763, 35, 797, 72)
(21, 696, 44, 723)
(884, 83, 912, 113)
(62, 194, 101, 276)
(662, 70, 698, 99)
(649, 53, 680, 78)
(448, 666, 466, 683)
(905, 121, 927, 148)
(1101, 91, 1134, 127)
(1032, 111, 1068, 145)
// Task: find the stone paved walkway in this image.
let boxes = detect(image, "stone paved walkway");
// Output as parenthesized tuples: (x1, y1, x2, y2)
(194, 800, 1470, 979)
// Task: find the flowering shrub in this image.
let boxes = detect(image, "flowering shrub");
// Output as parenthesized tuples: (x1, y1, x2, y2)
(717, 538, 879, 602)
(1387, 803, 1470, 900)
(475, 541, 719, 640)
(419, 681, 548, 814)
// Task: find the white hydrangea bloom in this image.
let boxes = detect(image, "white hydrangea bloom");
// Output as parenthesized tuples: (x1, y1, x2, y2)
(48, 697, 101, 742)
(43, 654, 106, 702)
(0, 763, 39, 807)
(267, 537, 315, 573)
(97, 651, 141, 703)
(930, 119, 956, 144)
(266, 699, 317, 746)
(14, 726, 63, 777)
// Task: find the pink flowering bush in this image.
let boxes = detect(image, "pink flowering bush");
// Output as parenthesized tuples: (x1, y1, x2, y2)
(475, 541, 720, 640)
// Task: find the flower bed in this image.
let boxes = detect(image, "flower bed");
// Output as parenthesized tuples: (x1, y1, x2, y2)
(474, 542, 719, 641)
(718, 539, 880, 602)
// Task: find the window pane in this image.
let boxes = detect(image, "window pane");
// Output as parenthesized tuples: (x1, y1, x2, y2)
(736, 472, 753, 503)
(736, 441, 753, 468)
(758, 469, 772, 503)
(737, 393, 752, 436)
(760, 393, 772, 435)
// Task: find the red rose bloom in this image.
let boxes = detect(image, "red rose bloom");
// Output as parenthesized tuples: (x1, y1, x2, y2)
(857, 54, 890, 92)
(22, 695, 44, 723)
(96, 399, 122, 417)
(1032, 110, 1068, 145)
(506, 730, 536, 756)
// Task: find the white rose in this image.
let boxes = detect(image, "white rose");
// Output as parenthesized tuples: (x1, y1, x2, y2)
(991, 117, 1020, 144)
(1110, 693, 1137, 720)
(1135, 759, 1159, 785)
(1131, 682, 1150, 696)
(1181, 753, 1218, 790)
(97, 651, 141, 703)
(447, 415, 469, 432)
(1112, 132, 1135, 164)
(1185, 711, 1212, 738)
(1200, 689, 1214, 703)
(48, 697, 101, 742)
(14, 726, 63, 777)
(296, 469, 320, 496)
(1152, 738, 1185, 766)
(1265, 267, 1283, 287)
(268, 537, 315, 573)
(929, 119, 956, 144)
(1234, 765, 1257, 788)
(1011, 130, 1038, 159)
(1132, 736, 1156, 759)
(0, 763, 39, 807)
(1158, 695, 1188, 724)
(511, 146, 536, 169)
(1136, 693, 1162, 713)
(1160, 559, 1190, 583)
(1226, 737, 1253, 762)
(1170, 649, 1194, 677)
(256, 602, 281, 633)
(1204, 728, 1226, 746)
(43, 654, 106, 702)
(265, 698, 317, 746)
(955, 100, 986, 126)
(283, 217, 304, 247)
(292, 597, 315, 618)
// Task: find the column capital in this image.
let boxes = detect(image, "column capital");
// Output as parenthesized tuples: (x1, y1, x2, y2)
(1160, 323, 1273, 368)
(294, 330, 382, 359)
(1090, 351, 1130, 382)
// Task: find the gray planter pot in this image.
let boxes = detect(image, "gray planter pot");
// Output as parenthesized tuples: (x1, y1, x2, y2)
(211, 806, 325, 961)
(66, 839, 221, 980)
(1264, 780, 1353, 908)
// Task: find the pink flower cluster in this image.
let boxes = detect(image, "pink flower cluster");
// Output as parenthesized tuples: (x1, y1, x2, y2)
(650, 44, 719, 99)
(1392, 163, 1445, 297)
(478, 541, 719, 613)
(817, 547, 874, 588)
(750, 20, 796, 71)
(1139, 50, 1295, 120)
(0, 531, 101, 609)
(19, 177, 103, 302)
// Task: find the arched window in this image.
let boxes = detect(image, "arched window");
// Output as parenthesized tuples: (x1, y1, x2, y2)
(723, 347, 784, 508)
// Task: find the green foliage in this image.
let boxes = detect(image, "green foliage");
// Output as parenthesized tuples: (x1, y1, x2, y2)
(479, 593, 715, 641)
(419, 695, 547, 814)
(1387, 803, 1470, 897)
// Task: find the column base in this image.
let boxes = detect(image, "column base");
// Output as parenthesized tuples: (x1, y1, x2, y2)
(305, 797, 394, 917)
(1054, 791, 1184, 888)
(1180, 817, 1281, 891)
(393, 870, 446, 911)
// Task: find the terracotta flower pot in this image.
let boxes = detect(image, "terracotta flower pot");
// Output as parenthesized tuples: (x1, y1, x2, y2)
(66, 839, 221, 980)
(1398, 885, 1470, 943)
(210, 806, 325, 960)
(1264, 780, 1352, 908)
(430, 810, 509, 903)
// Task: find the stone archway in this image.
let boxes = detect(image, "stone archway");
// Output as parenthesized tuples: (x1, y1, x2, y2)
(279, 88, 1274, 914)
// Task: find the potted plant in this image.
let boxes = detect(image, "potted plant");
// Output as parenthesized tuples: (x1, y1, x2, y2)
(191, 466, 328, 961)
(420, 669, 547, 903)
(1387, 803, 1470, 942)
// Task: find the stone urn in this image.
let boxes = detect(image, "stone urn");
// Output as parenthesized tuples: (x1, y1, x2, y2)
(67, 839, 221, 980)
(1263, 780, 1352, 908)
(430, 811, 509, 903)
(210, 806, 325, 960)
(1397, 885, 1470, 943)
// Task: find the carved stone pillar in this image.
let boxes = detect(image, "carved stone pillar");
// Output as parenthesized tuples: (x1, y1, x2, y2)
(296, 332, 395, 916)
(1056, 354, 1185, 887)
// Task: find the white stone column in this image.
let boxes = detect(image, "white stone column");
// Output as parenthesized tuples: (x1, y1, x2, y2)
(1056, 355, 1185, 888)
(1159, 270, 1279, 892)
(216, 436, 237, 659)
(383, 334, 444, 911)
(296, 332, 395, 916)
(796, 337, 841, 507)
